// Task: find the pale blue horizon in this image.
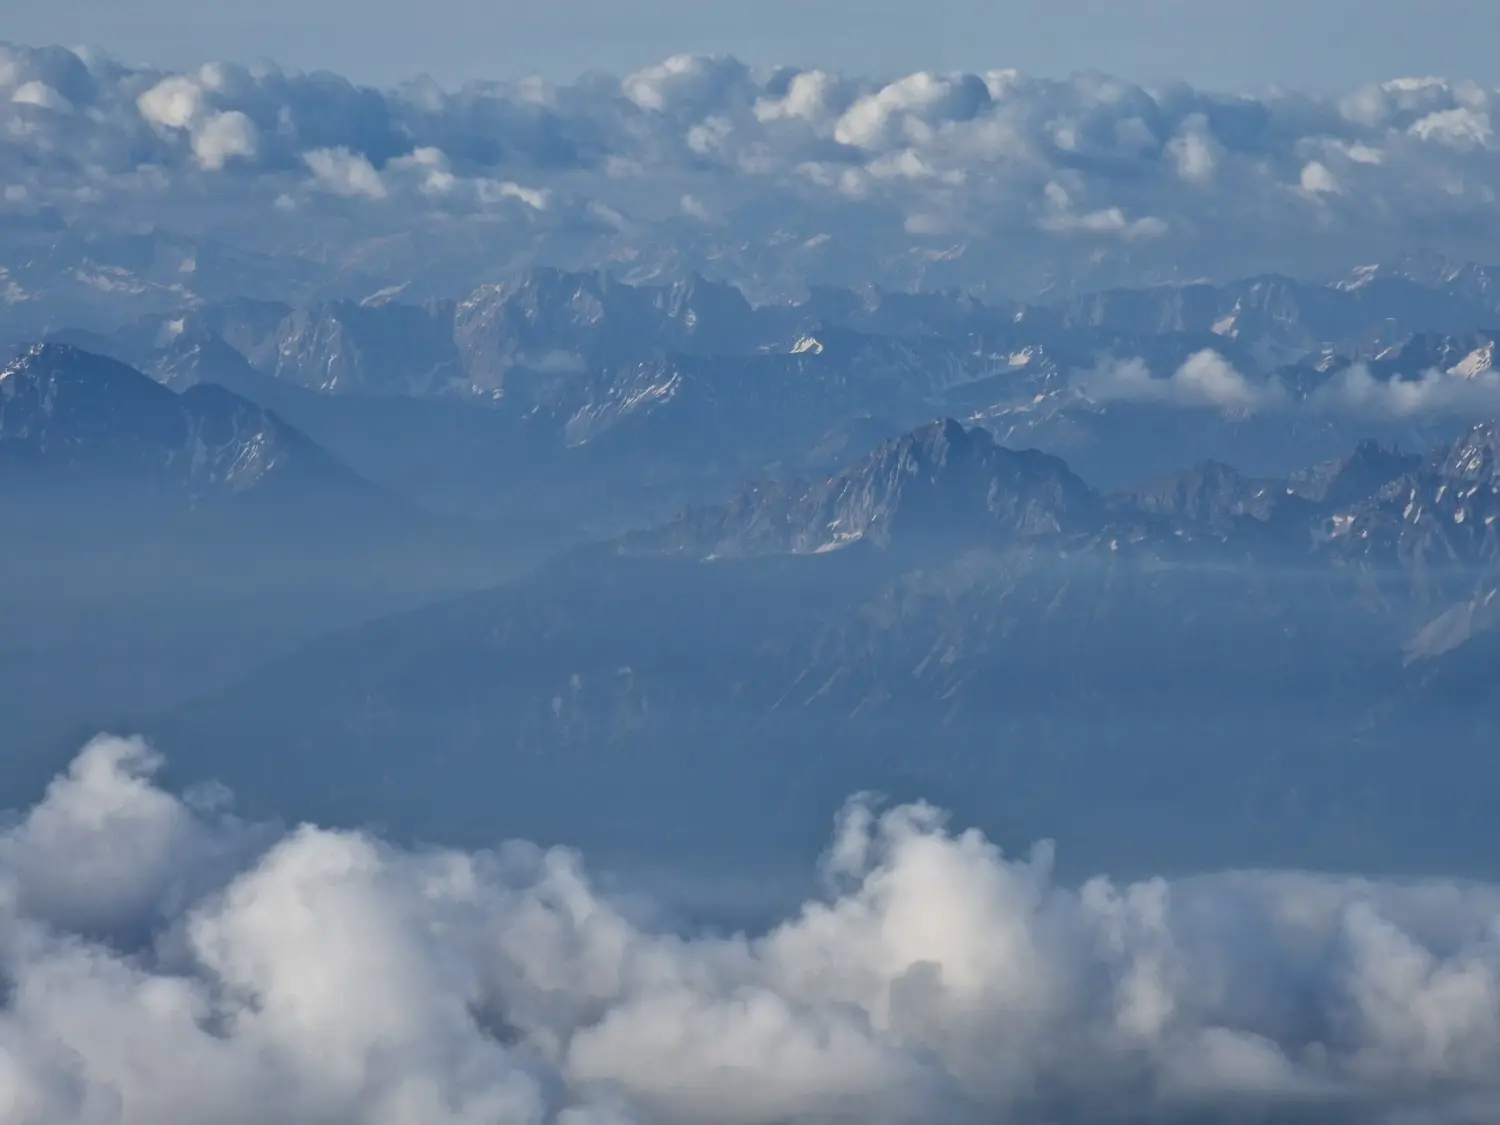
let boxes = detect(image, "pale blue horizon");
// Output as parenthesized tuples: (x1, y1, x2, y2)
(11, 0, 1500, 91)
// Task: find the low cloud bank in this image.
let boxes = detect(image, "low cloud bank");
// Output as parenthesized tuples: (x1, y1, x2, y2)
(1077, 348, 1500, 420)
(1314, 362, 1500, 419)
(3, 736, 1500, 1123)
(1079, 350, 1288, 412)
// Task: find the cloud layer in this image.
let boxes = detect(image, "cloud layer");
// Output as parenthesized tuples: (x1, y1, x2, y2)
(1075, 348, 1500, 420)
(1080, 351, 1289, 412)
(8, 42, 1500, 298)
(6, 736, 1500, 1123)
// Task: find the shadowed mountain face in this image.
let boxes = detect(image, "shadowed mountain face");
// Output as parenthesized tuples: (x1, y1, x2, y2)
(154, 418, 1500, 882)
(620, 419, 1102, 559)
(0, 343, 389, 521)
(0, 344, 548, 765)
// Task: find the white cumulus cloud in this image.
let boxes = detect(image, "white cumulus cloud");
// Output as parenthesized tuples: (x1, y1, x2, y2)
(11, 42, 1500, 296)
(11, 80, 70, 112)
(191, 110, 258, 170)
(4, 739, 1500, 1123)
(1314, 362, 1500, 418)
(137, 75, 203, 130)
(1080, 351, 1288, 412)
(1300, 160, 1340, 194)
(304, 146, 387, 199)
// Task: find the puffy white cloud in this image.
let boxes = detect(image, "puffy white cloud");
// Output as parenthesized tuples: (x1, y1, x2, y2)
(679, 193, 712, 221)
(1166, 114, 1220, 184)
(1300, 160, 1340, 194)
(137, 75, 203, 130)
(1081, 351, 1288, 412)
(1038, 181, 1168, 240)
(11, 80, 69, 112)
(10, 41, 1500, 293)
(1077, 351, 1500, 421)
(753, 70, 848, 126)
(304, 146, 387, 199)
(6, 740, 1500, 1123)
(834, 71, 990, 151)
(1410, 106, 1494, 150)
(1039, 206, 1168, 239)
(191, 110, 258, 170)
(0, 738, 263, 935)
(1314, 362, 1500, 418)
(390, 145, 458, 196)
(622, 54, 752, 118)
(478, 179, 550, 210)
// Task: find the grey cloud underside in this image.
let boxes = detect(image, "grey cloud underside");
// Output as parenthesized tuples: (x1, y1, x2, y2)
(9, 736, 1500, 1125)
(7, 42, 1500, 312)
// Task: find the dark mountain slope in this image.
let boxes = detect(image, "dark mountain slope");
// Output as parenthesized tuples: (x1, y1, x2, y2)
(149, 420, 1500, 881)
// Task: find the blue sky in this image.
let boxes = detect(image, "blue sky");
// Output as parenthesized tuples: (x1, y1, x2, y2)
(12, 0, 1500, 90)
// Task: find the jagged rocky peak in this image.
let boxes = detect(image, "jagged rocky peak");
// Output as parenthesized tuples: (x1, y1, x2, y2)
(1125, 460, 1268, 523)
(150, 330, 269, 393)
(1289, 439, 1423, 507)
(652, 271, 753, 326)
(845, 419, 1101, 543)
(852, 420, 1098, 528)
(0, 343, 378, 507)
(0, 343, 188, 467)
(1369, 331, 1499, 376)
(2, 341, 161, 394)
(1361, 248, 1488, 289)
(1430, 421, 1500, 484)
(1314, 424, 1500, 573)
(624, 418, 1101, 560)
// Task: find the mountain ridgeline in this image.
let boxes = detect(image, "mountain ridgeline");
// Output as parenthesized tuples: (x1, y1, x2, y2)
(8, 258, 1500, 888)
(156, 417, 1500, 881)
(0, 344, 543, 760)
(619, 419, 1102, 559)
(30, 255, 1500, 534)
(0, 343, 392, 528)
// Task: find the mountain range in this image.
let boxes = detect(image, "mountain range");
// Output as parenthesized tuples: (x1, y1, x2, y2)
(152, 416, 1500, 881)
(7, 261, 1500, 885)
(22, 256, 1500, 540)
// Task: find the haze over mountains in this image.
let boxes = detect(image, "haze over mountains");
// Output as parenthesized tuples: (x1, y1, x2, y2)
(6, 247, 1500, 870)
(13, 32, 1500, 1125)
(151, 415, 1500, 881)
(0, 343, 387, 521)
(0, 342, 530, 760)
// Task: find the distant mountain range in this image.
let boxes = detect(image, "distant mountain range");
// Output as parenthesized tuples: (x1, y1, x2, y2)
(59, 259, 1500, 399)
(26, 259, 1500, 538)
(154, 417, 1500, 881)
(11, 265, 1500, 882)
